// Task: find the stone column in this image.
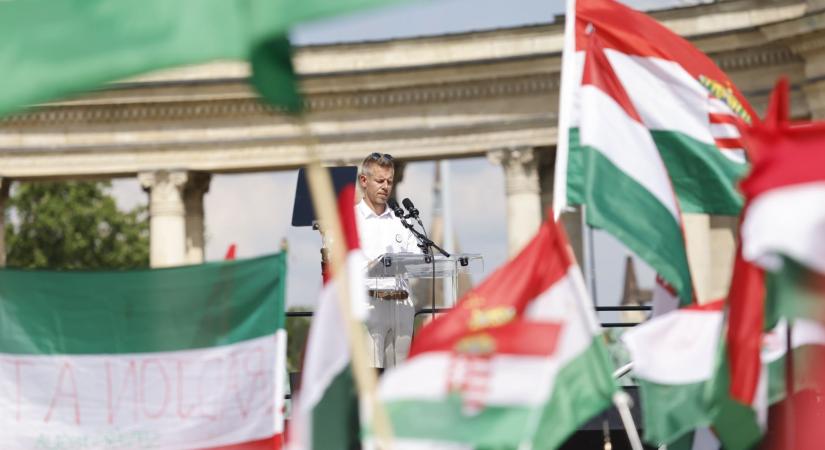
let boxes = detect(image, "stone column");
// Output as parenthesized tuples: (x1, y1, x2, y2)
(537, 146, 584, 264)
(488, 147, 542, 256)
(683, 213, 738, 304)
(0, 178, 10, 267)
(184, 172, 211, 265)
(709, 215, 738, 301)
(139, 170, 189, 268)
(683, 213, 712, 303)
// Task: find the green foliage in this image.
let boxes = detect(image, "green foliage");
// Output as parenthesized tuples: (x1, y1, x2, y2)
(286, 307, 311, 373)
(4, 180, 149, 269)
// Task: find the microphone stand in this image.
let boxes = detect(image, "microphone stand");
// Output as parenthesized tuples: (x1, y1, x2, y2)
(399, 216, 450, 261)
(399, 215, 450, 322)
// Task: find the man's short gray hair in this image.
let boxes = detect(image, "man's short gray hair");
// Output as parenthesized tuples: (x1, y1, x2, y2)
(360, 152, 394, 177)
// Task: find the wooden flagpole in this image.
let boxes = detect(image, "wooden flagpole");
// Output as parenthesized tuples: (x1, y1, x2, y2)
(296, 117, 395, 449)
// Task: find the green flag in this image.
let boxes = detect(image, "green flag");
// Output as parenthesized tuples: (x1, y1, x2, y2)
(0, 0, 411, 116)
(0, 253, 289, 449)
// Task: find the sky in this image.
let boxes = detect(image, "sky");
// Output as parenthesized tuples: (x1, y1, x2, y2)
(111, 0, 709, 312)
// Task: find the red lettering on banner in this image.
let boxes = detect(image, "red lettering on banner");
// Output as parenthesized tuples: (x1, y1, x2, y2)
(227, 353, 248, 418)
(176, 359, 196, 419)
(44, 362, 81, 425)
(140, 359, 170, 419)
(239, 347, 268, 416)
(3, 359, 32, 422)
(106, 360, 138, 424)
(195, 356, 223, 421)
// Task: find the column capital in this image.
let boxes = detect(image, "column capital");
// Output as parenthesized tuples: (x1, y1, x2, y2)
(183, 172, 212, 214)
(184, 172, 212, 195)
(138, 169, 189, 190)
(487, 146, 535, 166)
(138, 170, 189, 217)
(487, 147, 540, 196)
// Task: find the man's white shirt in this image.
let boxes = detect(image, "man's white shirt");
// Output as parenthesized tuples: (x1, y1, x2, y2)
(355, 199, 421, 290)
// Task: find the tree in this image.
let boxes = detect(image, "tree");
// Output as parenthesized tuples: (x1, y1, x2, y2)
(5, 180, 149, 269)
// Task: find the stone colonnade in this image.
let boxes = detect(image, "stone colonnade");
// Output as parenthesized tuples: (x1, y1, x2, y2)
(0, 148, 784, 305)
(140, 149, 545, 268)
(0, 155, 546, 269)
(132, 149, 546, 268)
(0, 171, 211, 269)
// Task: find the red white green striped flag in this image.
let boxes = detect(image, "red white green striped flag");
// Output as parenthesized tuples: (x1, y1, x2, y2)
(623, 292, 825, 448)
(290, 184, 368, 450)
(379, 219, 617, 449)
(622, 300, 726, 446)
(554, 0, 756, 305)
(718, 79, 825, 448)
(0, 254, 288, 449)
(762, 317, 825, 405)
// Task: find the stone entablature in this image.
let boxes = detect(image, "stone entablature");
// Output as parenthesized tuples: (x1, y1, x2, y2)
(0, 0, 824, 181)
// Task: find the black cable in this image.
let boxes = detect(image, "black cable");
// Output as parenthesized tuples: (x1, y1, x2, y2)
(419, 221, 436, 322)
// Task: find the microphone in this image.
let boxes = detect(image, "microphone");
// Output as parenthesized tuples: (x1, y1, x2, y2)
(402, 198, 420, 219)
(387, 198, 405, 218)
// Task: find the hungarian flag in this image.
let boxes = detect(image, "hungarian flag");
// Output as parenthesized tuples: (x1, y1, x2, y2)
(554, 0, 756, 304)
(622, 300, 725, 446)
(0, 0, 411, 116)
(740, 78, 825, 311)
(624, 294, 825, 448)
(379, 218, 616, 449)
(762, 317, 825, 405)
(0, 254, 288, 449)
(289, 184, 368, 450)
(719, 78, 825, 448)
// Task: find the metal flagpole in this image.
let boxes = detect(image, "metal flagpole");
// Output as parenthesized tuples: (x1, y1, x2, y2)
(613, 391, 644, 450)
(583, 208, 599, 305)
(784, 319, 795, 449)
(555, 1, 641, 447)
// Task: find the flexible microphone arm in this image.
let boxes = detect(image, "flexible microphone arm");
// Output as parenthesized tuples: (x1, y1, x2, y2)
(389, 199, 450, 257)
(390, 197, 450, 258)
(408, 225, 450, 258)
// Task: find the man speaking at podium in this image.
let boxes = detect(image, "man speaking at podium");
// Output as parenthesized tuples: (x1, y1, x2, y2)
(355, 152, 421, 369)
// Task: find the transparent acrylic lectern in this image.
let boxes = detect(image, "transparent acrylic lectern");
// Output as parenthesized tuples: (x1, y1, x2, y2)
(365, 252, 484, 307)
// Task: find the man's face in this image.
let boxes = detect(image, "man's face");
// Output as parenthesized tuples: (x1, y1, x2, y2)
(360, 164, 394, 210)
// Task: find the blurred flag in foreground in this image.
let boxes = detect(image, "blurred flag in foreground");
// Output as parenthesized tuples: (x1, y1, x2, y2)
(379, 218, 616, 449)
(0, 0, 412, 116)
(623, 299, 726, 446)
(0, 254, 288, 449)
(289, 184, 368, 450)
(726, 78, 825, 449)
